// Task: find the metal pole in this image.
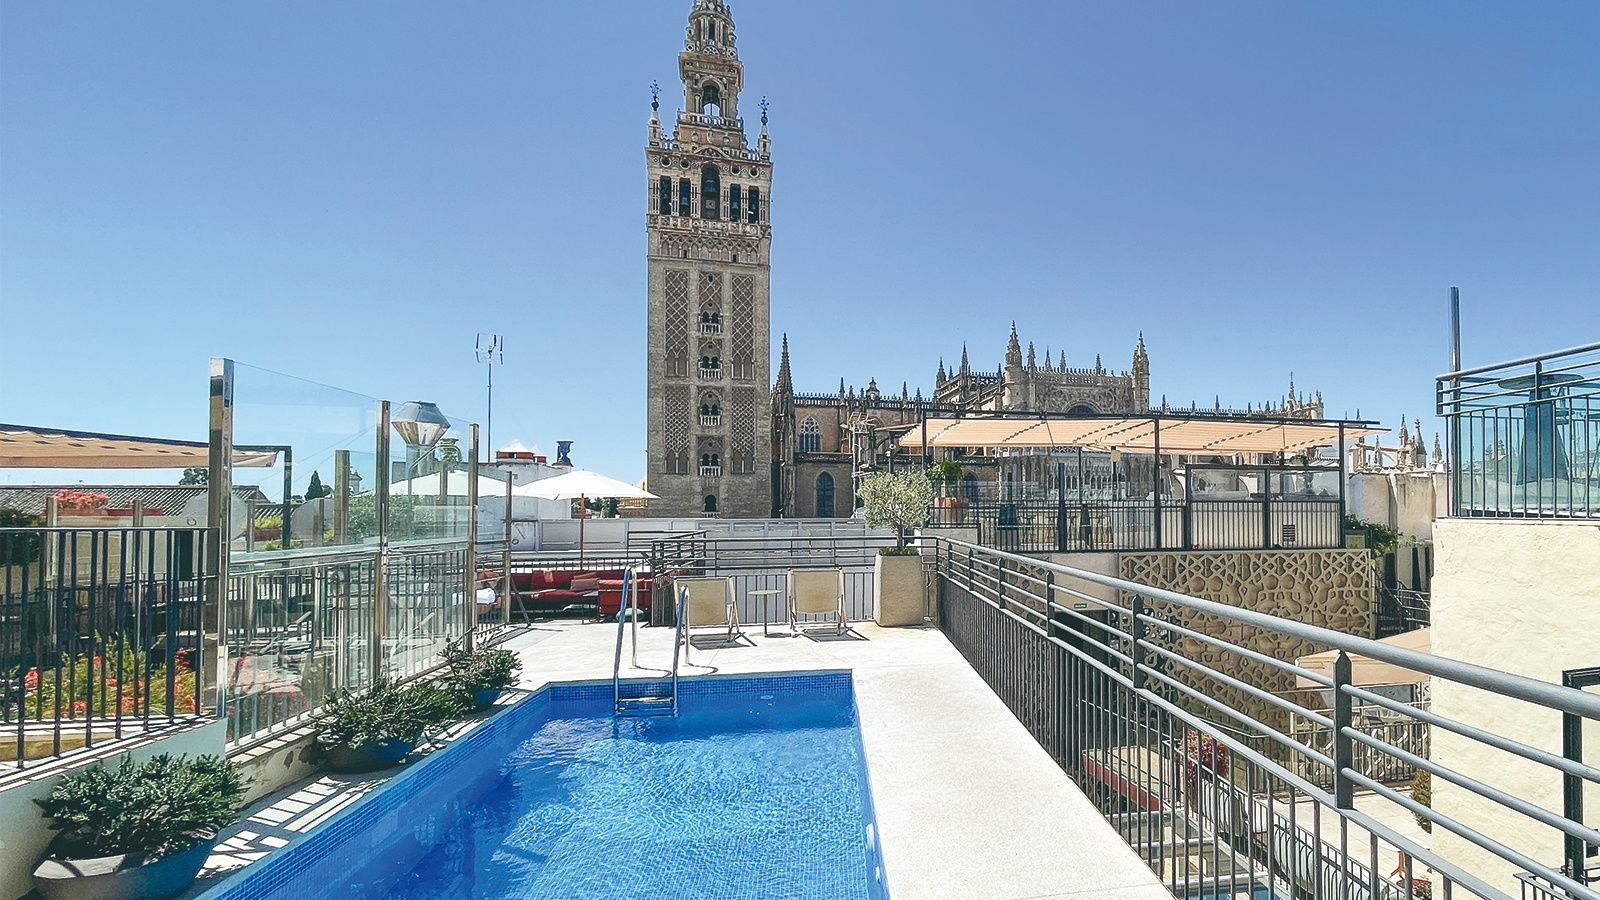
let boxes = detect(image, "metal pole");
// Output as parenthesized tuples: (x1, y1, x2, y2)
(281, 447, 293, 549)
(1337, 423, 1348, 535)
(1056, 461, 1068, 552)
(1152, 416, 1162, 548)
(1449, 286, 1462, 516)
(1333, 650, 1355, 809)
(503, 474, 513, 626)
(372, 400, 391, 681)
(466, 424, 479, 650)
(333, 449, 350, 545)
(205, 358, 235, 718)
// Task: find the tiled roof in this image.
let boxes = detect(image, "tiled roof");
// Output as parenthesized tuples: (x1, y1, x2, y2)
(0, 484, 270, 517)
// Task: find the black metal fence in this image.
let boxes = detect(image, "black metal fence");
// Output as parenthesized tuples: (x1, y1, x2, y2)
(955, 497, 1344, 554)
(2, 527, 209, 771)
(647, 533, 899, 629)
(1439, 342, 1600, 519)
(929, 537, 1600, 900)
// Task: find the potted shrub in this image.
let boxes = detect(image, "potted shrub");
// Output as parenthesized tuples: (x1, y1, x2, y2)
(441, 643, 522, 708)
(31, 753, 246, 900)
(859, 470, 933, 627)
(315, 678, 460, 773)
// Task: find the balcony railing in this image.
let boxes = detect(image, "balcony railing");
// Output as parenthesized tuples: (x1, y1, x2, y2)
(927, 537, 1600, 900)
(699, 414, 721, 427)
(1438, 341, 1600, 518)
(698, 366, 722, 381)
(698, 465, 722, 477)
(2, 526, 210, 773)
(699, 322, 723, 335)
(678, 111, 744, 130)
(931, 497, 1344, 553)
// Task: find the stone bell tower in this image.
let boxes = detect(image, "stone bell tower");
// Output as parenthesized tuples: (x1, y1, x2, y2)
(645, 0, 773, 518)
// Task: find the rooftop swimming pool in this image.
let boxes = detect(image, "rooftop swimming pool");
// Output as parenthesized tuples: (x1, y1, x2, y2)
(205, 672, 888, 899)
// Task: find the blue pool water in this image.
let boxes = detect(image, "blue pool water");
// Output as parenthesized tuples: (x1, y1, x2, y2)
(207, 673, 887, 900)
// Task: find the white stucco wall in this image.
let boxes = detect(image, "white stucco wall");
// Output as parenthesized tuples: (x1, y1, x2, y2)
(0, 720, 227, 900)
(1430, 518, 1600, 894)
(1346, 471, 1448, 542)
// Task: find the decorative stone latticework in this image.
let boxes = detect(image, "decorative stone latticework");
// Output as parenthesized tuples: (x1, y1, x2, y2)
(1117, 549, 1375, 740)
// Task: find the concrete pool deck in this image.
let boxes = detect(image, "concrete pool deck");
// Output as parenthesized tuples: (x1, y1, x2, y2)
(513, 619, 1171, 900)
(189, 620, 1171, 899)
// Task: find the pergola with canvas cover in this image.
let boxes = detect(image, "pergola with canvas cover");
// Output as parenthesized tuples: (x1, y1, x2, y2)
(898, 413, 1386, 456)
(0, 423, 280, 469)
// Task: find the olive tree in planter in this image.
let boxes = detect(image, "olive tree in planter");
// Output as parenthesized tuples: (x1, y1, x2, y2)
(316, 678, 461, 773)
(859, 470, 933, 627)
(32, 753, 246, 899)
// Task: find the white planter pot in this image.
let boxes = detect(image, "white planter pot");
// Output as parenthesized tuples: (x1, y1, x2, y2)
(874, 553, 925, 627)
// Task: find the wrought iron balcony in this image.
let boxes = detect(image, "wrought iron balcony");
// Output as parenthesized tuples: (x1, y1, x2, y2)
(699, 414, 721, 427)
(698, 465, 722, 477)
(697, 366, 722, 381)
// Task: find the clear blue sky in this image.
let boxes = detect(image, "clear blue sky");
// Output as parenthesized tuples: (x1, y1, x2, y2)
(3, 1, 1597, 488)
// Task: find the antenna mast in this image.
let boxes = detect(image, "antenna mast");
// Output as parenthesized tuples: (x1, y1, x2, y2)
(475, 333, 504, 460)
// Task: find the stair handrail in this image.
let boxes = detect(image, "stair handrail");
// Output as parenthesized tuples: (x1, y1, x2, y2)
(669, 584, 688, 714)
(610, 567, 633, 708)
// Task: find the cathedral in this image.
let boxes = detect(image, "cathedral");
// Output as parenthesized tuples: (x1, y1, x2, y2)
(644, 2, 1324, 518)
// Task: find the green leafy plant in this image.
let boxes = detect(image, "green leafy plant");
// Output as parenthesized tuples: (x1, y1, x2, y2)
(318, 678, 459, 750)
(441, 644, 521, 696)
(1410, 768, 1432, 833)
(4, 642, 197, 722)
(0, 507, 44, 565)
(33, 754, 245, 860)
(1343, 514, 1402, 558)
(858, 470, 934, 552)
(925, 460, 964, 486)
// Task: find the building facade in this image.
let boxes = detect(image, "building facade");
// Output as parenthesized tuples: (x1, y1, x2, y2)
(644, 0, 774, 518)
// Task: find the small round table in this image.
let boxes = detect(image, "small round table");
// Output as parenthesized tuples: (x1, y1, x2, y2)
(748, 589, 785, 636)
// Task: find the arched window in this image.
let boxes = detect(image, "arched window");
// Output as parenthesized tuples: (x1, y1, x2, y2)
(700, 164, 721, 220)
(701, 83, 722, 116)
(729, 185, 741, 221)
(746, 186, 760, 223)
(658, 176, 672, 215)
(799, 417, 821, 453)
(678, 178, 693, 216)
(1067, 404, 1096, 416)
(816, 472, 835, 518)
(703, 495, 718, 515)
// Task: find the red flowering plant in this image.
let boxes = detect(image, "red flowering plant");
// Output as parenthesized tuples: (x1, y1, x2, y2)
(5, 639, 197, 722)
(51, 489, 110, 514)
(1181, 729, 1232, 800)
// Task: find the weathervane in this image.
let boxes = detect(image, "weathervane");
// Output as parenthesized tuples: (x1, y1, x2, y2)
(759, 96, 769, 126)
(650, 80, 660, 113)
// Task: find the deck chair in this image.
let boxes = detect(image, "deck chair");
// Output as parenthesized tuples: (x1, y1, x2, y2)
(674, 576, 743, 661)
(788, 568, 846, 636)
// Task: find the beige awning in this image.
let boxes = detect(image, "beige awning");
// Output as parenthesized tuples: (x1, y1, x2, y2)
(1296, 628, 1431, 688)
(0, 424, 279, 469)
(898, 415, 1385, 455)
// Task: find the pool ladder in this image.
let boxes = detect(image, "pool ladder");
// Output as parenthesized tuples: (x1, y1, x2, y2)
(611, 569, 686, 718)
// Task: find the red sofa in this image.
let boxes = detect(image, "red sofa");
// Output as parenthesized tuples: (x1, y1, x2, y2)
(510, 569, 652, 618)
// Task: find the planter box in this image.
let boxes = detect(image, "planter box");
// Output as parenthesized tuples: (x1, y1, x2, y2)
(874, 553, 925, 627)
(33, 835, 216, 900)
(319, 737, 416, 774)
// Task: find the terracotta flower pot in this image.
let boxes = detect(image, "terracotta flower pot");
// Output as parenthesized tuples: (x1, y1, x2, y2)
(33, 834, 216, 900)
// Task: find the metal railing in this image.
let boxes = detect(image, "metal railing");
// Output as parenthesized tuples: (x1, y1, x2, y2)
(647, 533, 899, 630)
(224, 538, 475, 747)
(928, 536, 1600, 900)
(2, 527, 209, 772)
(1439, 342, 1600, 518)
(949, 498, 1344, 553)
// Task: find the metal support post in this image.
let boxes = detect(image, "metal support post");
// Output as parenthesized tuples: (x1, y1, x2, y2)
(1056, 461, 1068, 552)
(1333, 650, 1355, 809)
(1130, 594, 1148, 690)
(205, 358, 235, 718)
(372, 400, 391, 681)
(332, 449, 350, 545)
(465, 424, 480, 649)
(1152, 416, 1162, 548)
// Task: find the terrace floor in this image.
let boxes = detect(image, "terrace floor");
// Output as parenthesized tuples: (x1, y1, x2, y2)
(191, 620, 1171, 899)
(514, 619, 1171, 900)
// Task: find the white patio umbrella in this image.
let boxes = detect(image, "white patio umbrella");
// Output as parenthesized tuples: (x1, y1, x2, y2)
(512, 469, 657, 562)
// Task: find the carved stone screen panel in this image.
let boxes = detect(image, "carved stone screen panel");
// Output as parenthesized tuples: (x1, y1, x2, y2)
(664, 269, 691, 377)
(698, 270, 724, 313)
(730, 273, 755, 380)
(663, 385, 691, 455)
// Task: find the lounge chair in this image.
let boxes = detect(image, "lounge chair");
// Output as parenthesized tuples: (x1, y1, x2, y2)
(674, 576, 743, 661)
(788, 568, 846, 636)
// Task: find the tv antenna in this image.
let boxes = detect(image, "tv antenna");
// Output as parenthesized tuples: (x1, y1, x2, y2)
(475, 333, 504, 460)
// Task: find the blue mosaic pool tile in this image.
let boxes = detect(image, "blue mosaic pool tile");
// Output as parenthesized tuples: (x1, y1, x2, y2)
(201, 670, 876, 900)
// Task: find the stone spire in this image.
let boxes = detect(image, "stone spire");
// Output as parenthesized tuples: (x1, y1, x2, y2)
(1432, 435, 1443, 467)
(865, 378, 880, 400)
(648, 80, 663, 146)
(1398, 416, 1410, 447)
(1131, 333, 1150, 409)
(959, 344, 970, 378)
(1043, 346, 1054, 373)
(1059, 350, 1066, 370)
(757, 96, 770, 160)
(1005, 323, 1023, 370)
(1026, 341, 1036, 371)
(937, 357, 946, 383)
(1095, 353, 1103, 374)
(775, 333, 792, 394)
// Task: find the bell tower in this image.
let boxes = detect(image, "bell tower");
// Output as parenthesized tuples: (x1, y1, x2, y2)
(645, 0, 773, 518)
